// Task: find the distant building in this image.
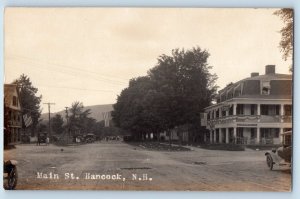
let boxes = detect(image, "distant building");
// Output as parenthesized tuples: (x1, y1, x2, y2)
(4, 84, 22, 145)
(202, 65, 292, 145)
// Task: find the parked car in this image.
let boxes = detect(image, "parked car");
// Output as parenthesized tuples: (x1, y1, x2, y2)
(84, 133, 96, 143)
(3, 160, 18, 190)
(123, 135, 134, 142)
(265, 131, 292, 170)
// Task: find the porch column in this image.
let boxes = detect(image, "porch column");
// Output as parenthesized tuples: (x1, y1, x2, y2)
(280, 128, 284, 143)
(257, 104, 261, 122)
(280, 104, 284, 122)
(225, 128, 229, 144)
(257, 104, 261, 115)
(233, 127, 237, 144)
(219, 129, 222, 143)
(210, 130, 213, 143)
(233, 104, 237, 115)
(214, 130, 217, 143)
(256, 127, 260, 144)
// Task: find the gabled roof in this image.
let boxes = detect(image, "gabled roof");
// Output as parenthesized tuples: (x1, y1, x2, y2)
(4, 84, 21, 111)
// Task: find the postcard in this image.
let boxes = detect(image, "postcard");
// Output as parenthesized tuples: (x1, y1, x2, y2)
(3, 7, 293, 191)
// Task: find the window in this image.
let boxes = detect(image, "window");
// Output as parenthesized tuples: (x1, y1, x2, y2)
(261, 128, 279, 138)
(236, 104, 244, 115)
(250, 104, 256, 115)
(275, 105, 280, 115)
(13, 96, 18, 106)
(250, 128, 256, 139)
(284, 105, 292, 116)
(262, 81, 270, 95)
(237, 128, 243, 138)
(261, 105, 279, 115)
(261, 105, 269, 115)
(216, 129, 219, 143)
(222, 110, 226, 117)
(229, 105, 233, 115)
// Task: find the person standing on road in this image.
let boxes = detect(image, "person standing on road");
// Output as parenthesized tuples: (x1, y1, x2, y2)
(46, 137, 50, 145)
(37, 133, 41, 146)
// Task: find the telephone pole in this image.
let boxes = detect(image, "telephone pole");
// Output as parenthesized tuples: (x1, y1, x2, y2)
(65, 107, 69, 123)
(43, 102, 55, 141)
(65, 107, 70, 137)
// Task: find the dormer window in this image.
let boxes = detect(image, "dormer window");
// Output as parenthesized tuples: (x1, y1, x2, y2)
(262, 81, 270, 95)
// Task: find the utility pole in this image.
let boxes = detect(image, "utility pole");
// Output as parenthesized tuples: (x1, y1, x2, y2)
(65, 107, 69, 123)
(65, 107, 69, 137)
(43, 102, 55, 141)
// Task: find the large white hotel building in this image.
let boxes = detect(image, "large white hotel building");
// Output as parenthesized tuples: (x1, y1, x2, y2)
(202, 65, 292, 145)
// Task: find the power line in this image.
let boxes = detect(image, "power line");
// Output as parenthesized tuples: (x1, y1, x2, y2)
(7, 54, 130, 84)
(16, 63, 126, 87)
(39, 85, 115, 92)
(6, 55, 129, 89)
(8, 54, 130, 82)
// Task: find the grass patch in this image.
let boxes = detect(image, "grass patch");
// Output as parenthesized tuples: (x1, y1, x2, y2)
(198, 144, 245, 151)
(126, 141, 191, 151)
(246, 144, 281, 150)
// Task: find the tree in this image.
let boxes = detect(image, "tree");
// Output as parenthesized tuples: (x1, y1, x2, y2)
(112, 76, 160, 140)
(82, 117, 97, 134)
(51, 114, 64, 134)
(274, 9, 293, 63)
(112, 47, 218, 142)
(36, 122, 47, 133)
(69, 101, 93, 136)
(148, 47, 218, 142)
(13, 74, 42, 136)
(91, 121, 105, 138)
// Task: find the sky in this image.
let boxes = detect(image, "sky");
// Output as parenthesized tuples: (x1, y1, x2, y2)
(4, 8, 293, 113)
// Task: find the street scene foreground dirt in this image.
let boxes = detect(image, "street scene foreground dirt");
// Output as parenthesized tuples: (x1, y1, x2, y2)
(4, 141, 291, 191)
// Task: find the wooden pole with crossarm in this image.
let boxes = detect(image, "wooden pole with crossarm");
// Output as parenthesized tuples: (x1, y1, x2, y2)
(43, 102, 55, 141)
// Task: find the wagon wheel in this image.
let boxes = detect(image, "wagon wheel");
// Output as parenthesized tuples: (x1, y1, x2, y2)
(266, 154, 274, 170)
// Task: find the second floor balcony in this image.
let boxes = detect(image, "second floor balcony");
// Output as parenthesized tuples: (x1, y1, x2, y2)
(207, 114, 292, 127)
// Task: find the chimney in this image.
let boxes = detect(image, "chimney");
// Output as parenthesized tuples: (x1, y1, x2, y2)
(265, 65, 275, 75)
(251, 72, 259, 77)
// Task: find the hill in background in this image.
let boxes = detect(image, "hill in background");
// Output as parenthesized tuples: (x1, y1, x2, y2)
(40, 104, 114, 123)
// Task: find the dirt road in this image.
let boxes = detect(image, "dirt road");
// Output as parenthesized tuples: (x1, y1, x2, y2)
(4, 141, 291, 191)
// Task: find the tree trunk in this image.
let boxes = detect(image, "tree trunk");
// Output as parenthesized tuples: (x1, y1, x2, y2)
(157, 132, 160, 142)
(179, 130, 182, 146)
(168, 129, 172, 146)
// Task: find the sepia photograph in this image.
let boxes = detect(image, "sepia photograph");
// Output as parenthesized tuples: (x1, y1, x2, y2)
(3, 7, 293, 191)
